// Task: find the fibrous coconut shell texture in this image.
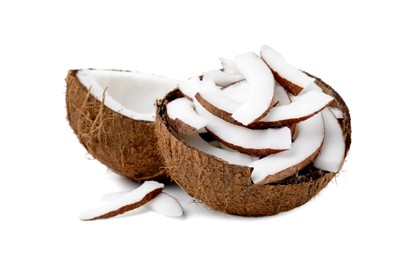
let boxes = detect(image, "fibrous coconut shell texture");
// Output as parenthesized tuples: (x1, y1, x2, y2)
(155, 75, 351, 216)
(66, 70, 168, 183)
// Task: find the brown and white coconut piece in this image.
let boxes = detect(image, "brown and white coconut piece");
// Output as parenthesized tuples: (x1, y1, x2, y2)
(261, 45, 315, 95)
(313, 108, 346, 172)
(231, 52, 275, 125)
(203, 70, 244, 87)
(66, 69, 178, 182)
(147, 192, 183, 217)
(194, 99, 291, 156)
(80, 181, 164, 221)
(155, 75, 351, 216)
(167, 97, 208, 135)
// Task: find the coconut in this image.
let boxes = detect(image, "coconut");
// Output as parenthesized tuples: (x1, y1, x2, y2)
(66, 69, 178, 183)
(155, 76, 351, 216)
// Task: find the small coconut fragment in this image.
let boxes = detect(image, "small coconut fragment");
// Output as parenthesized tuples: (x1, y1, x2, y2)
(203, 70, 244, 87)
(313, 108, 345, 172)
(167, 97, 208, 135)
(231, 52, 275, 125)
(182, 133, 257, 166)
(220, 57, 241, 75)
(194, 100, 291, 156)
(147, 192, 183, 217)
(329, 106, 344, 119)
(252, 90, 333, 128)
(261, 45, 315, 95)
(250, 113, 325, 184)
(221, 80, 249, 103)
(80, 181, 164, 221)
(178, 76, 202, 99)
(273, 84, 291, 106)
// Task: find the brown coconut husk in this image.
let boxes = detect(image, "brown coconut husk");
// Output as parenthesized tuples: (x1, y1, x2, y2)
(65, 70, 169, 183)
(155, 75, 351, 216)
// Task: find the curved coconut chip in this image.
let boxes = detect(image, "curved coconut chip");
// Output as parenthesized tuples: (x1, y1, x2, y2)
(155, 75, 351, 216)
(250, 113, 325, 184)
(147, 192, 183, 217)
(231, 52, 276, 125)
(66, 69, 177, 182)
(313, 108, 345, 172)
(167, 97, 208, 135)
(203, 70, 244, 87)
(261, 45, 315, 95)
(194, 99, 291, 157)
(220, 80, 249, 103)
(219, 57, 241, 75)
(80, 181, 164, 221)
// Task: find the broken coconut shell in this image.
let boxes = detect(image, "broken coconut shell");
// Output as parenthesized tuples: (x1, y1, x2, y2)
(155, 75, 351, 216)
(66, 69, 177, 183)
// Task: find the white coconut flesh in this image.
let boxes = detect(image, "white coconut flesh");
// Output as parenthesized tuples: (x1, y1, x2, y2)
(261, 90, 333, 123)
(221, 80, 250, 104)
(329, 106, 344, 119)
(182, 133, 257, 166)
(196, 88, 241, 114)
(77, 69, 178, 121)
(219, 57, 241, 74)
(147, 192, 183, 217)
(260, 45, 315, 94)
(250, 113, 325, 184)
(313, 108, 345, 172)
(178, 76, 202, 99)
(273, 84, 291, 106)
(194, 100, 291, 152)
(79, 181, 164, 220)
(231, 52, 275, 125)
(167, 97, 208, 133)
(203, 70, 244, 87)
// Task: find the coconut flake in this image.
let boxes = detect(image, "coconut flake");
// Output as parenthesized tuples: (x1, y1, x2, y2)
(194, 100, 291, 156)
(167, 97, 208, 135)
(196, 88, 241, 115)
(313, 108, 345, 172)
(182, 133, 257, 166)
(231, 52, 275, 125)
(219, 57, 241, 75)
(221, 80, 250, 104)
(260, 90, 333, 124)
(79, 181, 164, 221)
(273, 84, 291, 106)
(250, 113, 325, 184)
(328, 106, 344, 119)
(260, 45, 315, 95)
(77, 69, 178, 121)
(147, 192, 183, 217)
(179, 76, 202, 99)
(203, 70, 244, 87)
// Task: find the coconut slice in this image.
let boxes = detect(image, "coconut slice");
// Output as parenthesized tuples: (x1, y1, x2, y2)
(77, 69, 177, 121)
(203, 70, 244, 87)
(178, 76, 202, 99)
(194, 100, 291, 156)
(273, 84, 291, 106)
(167, 97, 208, 135)
(80, 181, 164, 221)
(66, 69, 178, 182)
(313, 108, 345, 172)
(182, 133, 257, 166)
(329, 106, 344, 119)
(254, 90, 333, 127)
(147, 192, 183, 217)
(231, 52, 275, 125)
(250, 113, 325, 184)
(260, 45, 315, 95)
(221, 80, 249, 103)
(219, 57, 241, 75)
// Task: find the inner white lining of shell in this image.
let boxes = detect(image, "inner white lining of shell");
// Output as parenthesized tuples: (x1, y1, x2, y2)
(77, 69, 178, 121)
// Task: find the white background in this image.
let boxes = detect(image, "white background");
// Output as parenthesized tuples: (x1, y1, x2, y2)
(1, 0, 419, 259)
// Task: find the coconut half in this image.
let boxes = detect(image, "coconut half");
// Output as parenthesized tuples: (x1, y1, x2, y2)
(66, 69, 178, 182)
(155, 75, 351, 216)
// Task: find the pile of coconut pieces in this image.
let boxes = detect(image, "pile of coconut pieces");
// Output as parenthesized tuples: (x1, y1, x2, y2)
(168, 45, 346, 185)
